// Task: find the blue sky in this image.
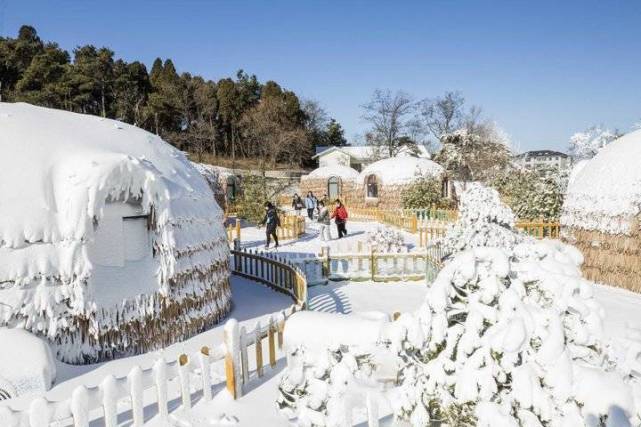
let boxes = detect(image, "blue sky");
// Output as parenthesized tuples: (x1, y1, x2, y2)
(1, 0, 640, 152)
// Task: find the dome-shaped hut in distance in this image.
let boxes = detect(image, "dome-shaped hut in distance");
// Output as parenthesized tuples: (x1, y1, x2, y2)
(299, 165, 359, 202)
(347, 155, 446, 208)
(561, 129, 641, 292)
(0, 103, 231, 363)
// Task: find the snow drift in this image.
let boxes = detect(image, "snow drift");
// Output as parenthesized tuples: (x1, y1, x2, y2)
(0, 103, 231, 363)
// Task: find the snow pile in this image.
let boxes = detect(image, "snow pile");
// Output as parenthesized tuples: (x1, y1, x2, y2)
(391, 242, 640, 426)
(358, 154, 444, 185)
(0, 103, 231, 363)
(441, 183, 525, 254)
(366, 227, 407, 253)
(0, 328, 56, 398)
(303, 165, 359, 181)
(562, 129, 641, 234)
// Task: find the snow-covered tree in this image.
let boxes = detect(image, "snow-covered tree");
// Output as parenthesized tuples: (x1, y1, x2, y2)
(440, 184, 526, 255)
(569, 126, 617, 160)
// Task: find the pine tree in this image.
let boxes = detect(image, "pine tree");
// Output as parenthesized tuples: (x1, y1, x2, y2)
(325, 118, 347, 146)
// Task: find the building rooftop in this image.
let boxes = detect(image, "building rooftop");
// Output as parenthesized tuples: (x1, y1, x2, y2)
(514, 150, 569, 159)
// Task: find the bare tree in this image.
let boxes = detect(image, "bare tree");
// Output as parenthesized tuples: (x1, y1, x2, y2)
(361, 89, 421, 157)
(420, 91, 467, 141)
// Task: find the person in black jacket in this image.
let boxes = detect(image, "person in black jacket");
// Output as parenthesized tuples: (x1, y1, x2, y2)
(259, 202, 280, 249)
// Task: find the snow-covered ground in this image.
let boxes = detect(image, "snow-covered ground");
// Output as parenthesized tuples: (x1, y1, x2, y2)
(3, 219, 641, 426)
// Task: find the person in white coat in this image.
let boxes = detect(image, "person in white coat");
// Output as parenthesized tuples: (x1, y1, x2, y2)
(317, 201, 331, 241)
(305, 192, 316, 220)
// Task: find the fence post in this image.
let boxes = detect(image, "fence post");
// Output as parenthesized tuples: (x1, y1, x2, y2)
(200, 346, 213, 401)
(28, 397, 49, 427)
(321, 245, 330, 278)
(268, 316, 276, 368)
(239, 327, 250, 384)
(370, 248, 376, 281)
(153, 358, 169, 422)
(256, 322, 264, 377)
(224, 319, 242, 399)
(178, 354, 191, 409)
(235, 218, 241, 241)
(101, 375, 118, 427)
(128, 366, 144, 427)
(71, 385, 89, 427)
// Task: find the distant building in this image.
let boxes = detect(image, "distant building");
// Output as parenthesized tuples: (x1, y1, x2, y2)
(513, 150, 571, 171)
(313, 145, 431, 172)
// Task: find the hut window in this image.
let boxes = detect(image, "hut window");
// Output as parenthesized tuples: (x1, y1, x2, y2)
(328, 176, 340, 200)
(226, 176, 237, 202)
(366, 175, 378, 198)
(123, 215, 151, 262)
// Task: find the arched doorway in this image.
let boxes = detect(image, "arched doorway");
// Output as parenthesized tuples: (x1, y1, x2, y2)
(366, 174, 378, 198)
(327, 176, 340, 200)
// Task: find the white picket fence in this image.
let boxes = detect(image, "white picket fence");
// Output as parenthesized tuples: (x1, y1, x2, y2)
(0, 247, 308, 426)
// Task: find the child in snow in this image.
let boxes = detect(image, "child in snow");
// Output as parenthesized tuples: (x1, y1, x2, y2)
(317, 201, 331, 241)
(331, 199, 348, 239)
(259, 202, 280, 249)
(292, 193, 304, 216)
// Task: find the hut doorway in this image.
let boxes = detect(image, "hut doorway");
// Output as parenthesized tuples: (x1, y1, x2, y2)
(328, 176, 340, 200)
(366, 174, 378, 198)
(226, 176, 238, 202)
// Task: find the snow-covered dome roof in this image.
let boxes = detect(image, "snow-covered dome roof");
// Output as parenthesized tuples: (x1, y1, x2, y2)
(359, 154, 444, 185)
(0, 103, 231, 363)
(561, 129, 641, 234)
(303, 165, 359, 181)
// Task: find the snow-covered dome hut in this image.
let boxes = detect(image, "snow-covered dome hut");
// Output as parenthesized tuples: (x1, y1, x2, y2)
(299, 165, 359, 202)
(349, 155, 446, 208)
(561, 129, 641, 292)
(0, 103, 231, 363)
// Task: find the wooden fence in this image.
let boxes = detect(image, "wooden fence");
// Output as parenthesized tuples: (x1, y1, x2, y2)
(515, 221, 561, 239)
(226, 214, 305, 244)
(0, 248, 308, 426)
(348, 206, 457, 233)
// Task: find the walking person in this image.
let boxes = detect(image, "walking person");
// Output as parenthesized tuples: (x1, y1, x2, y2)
(259, 202, 280, 249)
(292, 193, 304, 216)
(311, 192, 319, 216)
(317, 201, 331, 241)
(305, 192, 316, 220)
(331, 199, 348, 239)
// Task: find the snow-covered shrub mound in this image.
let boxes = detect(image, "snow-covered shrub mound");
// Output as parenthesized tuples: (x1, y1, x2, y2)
(278, 345, 378, 427)
(0, 328, 56, 398)
(0, 103, 231, 363)
(441, 183, 526, 254)
(392, 241, 640, 426)
(367, 227, 407, 253)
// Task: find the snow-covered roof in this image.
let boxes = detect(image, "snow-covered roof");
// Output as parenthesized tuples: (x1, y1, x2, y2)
(313, 145, 431, 160)
(0, 103, 230, 362)
(561, 129, 641, 234)
(302, 165, 359, 181)
(358, 154, 444, 185)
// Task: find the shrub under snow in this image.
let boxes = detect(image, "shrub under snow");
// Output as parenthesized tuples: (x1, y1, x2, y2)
(440, 183, 526, 255)
(367, 227, 407, 253)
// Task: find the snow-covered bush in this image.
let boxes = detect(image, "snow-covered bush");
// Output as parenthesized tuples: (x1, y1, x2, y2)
(367, 227, 407, 253)
(278, 345, 377, 427)
(441, 183, 525, 255)
(569, 126, 617, 160)
(400, 177, 451, 209)
(490, 167, 566, 221)
(391, 241, 640, 426)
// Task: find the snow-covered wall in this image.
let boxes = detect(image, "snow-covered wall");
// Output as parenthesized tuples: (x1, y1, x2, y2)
(0, 103, 231, 363)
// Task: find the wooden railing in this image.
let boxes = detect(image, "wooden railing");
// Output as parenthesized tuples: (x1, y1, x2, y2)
(231, 240, 308, 307)
(515, 221, 561, 239)
(226, 218, 241, 243)
(348, 206, 458, 233)
(276, 214, 306, 240)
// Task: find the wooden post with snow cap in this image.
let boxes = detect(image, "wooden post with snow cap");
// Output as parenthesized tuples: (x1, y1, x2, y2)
(200, 346, 213, 401)
(128, 366, 144, 427)
(255, 321, 264, 377)
(268, 316, 276, 368)
(153, 358, 169, 422)
(71, 385, 89, 427)
(224, 318, 242, 399)
(178, 354, 191, 409)
(101, 375, 118, 427)
(28, 397, 50, 427)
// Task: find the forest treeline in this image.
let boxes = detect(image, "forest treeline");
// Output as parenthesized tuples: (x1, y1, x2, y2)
(0, 26, 347, 167)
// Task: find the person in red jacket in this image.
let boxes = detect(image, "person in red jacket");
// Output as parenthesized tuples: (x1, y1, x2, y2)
(331, 199, 348, 238)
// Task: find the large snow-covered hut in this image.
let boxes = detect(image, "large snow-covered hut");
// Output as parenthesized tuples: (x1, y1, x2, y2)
(299, 165, 359, 201)
(561, 129, 641, 292)
(345, 155, 446, 208)
(0, 103, 231, 363)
